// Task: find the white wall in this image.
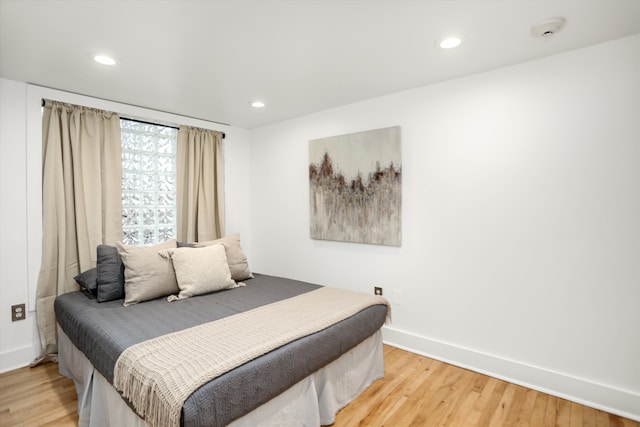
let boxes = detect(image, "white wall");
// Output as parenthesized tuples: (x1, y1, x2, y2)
(249, 34, 640, 420)
(0, 80, 252, 373)
(0, 79, 39, 370)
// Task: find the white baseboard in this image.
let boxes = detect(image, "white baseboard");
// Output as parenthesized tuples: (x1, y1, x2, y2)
(382, 326, 640, 422)
(0, 344, 37, 374)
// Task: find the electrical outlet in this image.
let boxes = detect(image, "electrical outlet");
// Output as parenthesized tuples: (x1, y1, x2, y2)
(11, 304, 26, 321)
(374, 286, 383, 296)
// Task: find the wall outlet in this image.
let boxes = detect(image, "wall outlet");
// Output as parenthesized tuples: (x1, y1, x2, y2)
(11, 304, 26, 321)
(374, 287, 383, 296)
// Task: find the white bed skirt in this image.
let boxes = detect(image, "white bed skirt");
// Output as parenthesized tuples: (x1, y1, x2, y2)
(58, 327, 383, 426)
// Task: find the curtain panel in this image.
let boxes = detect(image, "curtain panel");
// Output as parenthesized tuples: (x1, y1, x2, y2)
(33, 100, 122, 364)
(176, 126, 225, 243)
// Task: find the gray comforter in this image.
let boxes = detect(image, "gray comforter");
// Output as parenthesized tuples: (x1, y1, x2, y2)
(55, 273, 387, 426)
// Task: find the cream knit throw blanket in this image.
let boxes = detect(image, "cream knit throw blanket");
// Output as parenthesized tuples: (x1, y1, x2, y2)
(113, 287, 389, 427)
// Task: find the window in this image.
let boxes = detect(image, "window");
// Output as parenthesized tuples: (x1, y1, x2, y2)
(120, 119, 177, 245)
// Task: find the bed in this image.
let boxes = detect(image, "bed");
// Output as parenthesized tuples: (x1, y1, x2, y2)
(55, 272, 389, 426)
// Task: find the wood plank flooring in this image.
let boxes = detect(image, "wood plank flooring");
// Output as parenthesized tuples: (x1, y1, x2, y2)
(0, 359, 78, 426)
(332, 346, 638, 427)
(0, 344, 636, 426)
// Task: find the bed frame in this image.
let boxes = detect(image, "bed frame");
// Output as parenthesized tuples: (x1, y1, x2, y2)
(55, 274, 387, 426)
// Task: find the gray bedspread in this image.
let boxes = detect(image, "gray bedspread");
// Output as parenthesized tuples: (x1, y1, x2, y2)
(55, 273, 387, 426)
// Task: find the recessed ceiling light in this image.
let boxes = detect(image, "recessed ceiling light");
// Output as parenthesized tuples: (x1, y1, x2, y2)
(251, 101, 265, 108)
(437, 36, 463, 49)
(93, 54, 117, 65)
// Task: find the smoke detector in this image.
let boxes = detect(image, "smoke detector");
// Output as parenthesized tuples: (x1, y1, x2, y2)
(531, 17, 566, 38)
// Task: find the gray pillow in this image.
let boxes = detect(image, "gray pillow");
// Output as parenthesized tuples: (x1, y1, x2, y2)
(177, 241, 196, 248)
(96, 244, 125, 302)
(74, 267, 97, 295)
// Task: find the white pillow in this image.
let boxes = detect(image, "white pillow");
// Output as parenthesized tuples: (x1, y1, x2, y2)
(164, 244, 239, 302)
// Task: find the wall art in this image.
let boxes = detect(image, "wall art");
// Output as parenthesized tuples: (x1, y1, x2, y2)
(309, 126, 401, 246)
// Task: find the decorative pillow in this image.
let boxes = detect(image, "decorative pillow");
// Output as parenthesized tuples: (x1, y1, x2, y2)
(74, 267, 97, 295)
(96, 245, 125, 302)
(116, 239, 178, 306)
(163, 244, 238, 302)
(195, 233, 253, 281)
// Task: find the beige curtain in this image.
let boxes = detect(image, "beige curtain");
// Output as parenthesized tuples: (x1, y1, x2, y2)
(176, 126, 225, 242)
(33, 100, 122, 364)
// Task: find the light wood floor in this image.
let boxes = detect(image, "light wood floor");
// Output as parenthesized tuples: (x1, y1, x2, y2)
(0, 359, 78, 426)
(333, 346, 638, 426)
(0, 345, 637, 426)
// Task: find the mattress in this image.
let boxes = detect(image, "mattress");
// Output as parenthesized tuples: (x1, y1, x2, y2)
(55, 273, 388, 426)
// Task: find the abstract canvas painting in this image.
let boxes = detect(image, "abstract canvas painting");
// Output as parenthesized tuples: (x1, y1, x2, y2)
(309, 126, 401, 246)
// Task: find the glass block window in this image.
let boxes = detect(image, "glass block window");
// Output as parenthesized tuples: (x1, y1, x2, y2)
(120, 119, 178, 245)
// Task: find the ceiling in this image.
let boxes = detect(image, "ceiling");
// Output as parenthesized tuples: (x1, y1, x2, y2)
(1, 1, 640, 129)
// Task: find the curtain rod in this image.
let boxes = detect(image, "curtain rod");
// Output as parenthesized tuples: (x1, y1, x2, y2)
(121, 117, 226, 139)
(41, 98, 226, 139)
